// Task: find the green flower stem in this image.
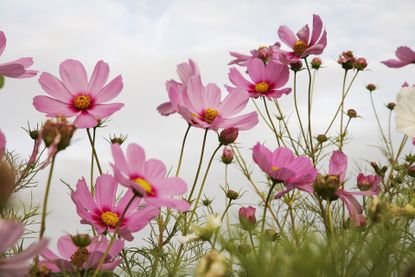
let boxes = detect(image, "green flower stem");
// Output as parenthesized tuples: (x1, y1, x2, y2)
(293, 71, 310, 154)
(327, 201, 334, 236)
(262, 97, 281, 146)
(39, 155, 57, 240)
(304, 58, 315, 164)
(252, 98, 273, 130)
(273, 99, 299, 155)
(187, 129, 208, 201)
(86, 128, 102, 175)
(175, 124, 191, 177)
(212, 198, 232, 247)
(339, 70, 348, 151)
(261, 181, 278, 235)
(150, 215, 165, 277)
(370, 91, 392, 158)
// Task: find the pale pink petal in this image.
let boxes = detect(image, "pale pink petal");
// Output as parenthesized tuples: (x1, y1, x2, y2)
(4, 238, 48, 264)
(185, 75, 205, 112)
(247, 59, 265, 83)
(266, 88, 292, 99)
(111, 144, 131, 176)
(56, 236, 77, 259)
(144, 159, 167, 184)
(39, 72, 73, 101)
(87, 103, 124, 119)
(156, 177, 187, 195)
(278, 25, 297, 48)
(94, 75, 123, 103)
(272, 147, 295, 167)
(213, 112, 258, 131)
(87, 60, 109, 94)
(13, 69, 37, 79)
(296, 24, 310, 43)
(59, 59, 88, 93)
(32, 95, 77, 117)
(309, 14, 323, 46)
(177, 59, 199, 84)
(73, 111, 98, 128)
(228, 67, 252, 89)
(0, 63, 25, 77)
(0, 220, 24, 252)
(217, 88, 249, 117)
(146, 197, 190, 211)
(266, 62, 290, 88)
(204, 83, 221, 108)
(252, 143, 273, 175)
(95, 174, 117, 210)
(329, 151, 348, 182)
(157, 101, 175, 116)
(71, 178, 97, 212)
(126, 207, 159, 231)
(127, 143, 146, 175)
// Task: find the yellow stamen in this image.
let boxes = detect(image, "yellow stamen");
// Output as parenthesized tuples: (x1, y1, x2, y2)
(271, 166, 280, 171)
(73, 95, 91, 110)
(255, 81, 270, 93)
(70, 247, 90, 268)
(203, 108, 219, 124)
(293, 40, 308, 56)
(101, 211, 119, 227)
(134, 177, 155, 196)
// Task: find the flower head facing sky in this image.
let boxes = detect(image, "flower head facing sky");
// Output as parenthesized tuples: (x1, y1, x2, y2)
(33, 59, 124, 128)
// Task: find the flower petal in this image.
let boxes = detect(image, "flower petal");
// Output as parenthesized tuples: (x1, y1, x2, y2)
(94, 75, 123, 103)
(59, 59, 88, 93)
(32, 95, 77, 117)
(88, 60, 109, 94)
(39, 72, 73, 101)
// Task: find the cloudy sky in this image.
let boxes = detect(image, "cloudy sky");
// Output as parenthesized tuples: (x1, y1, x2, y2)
(1, 0, 414, 242)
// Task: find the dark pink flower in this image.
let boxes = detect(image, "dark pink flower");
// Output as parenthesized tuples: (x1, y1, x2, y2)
(71, 174, 159, 241)
(33, 59, 124, 128)
(0, 31, 37, 79)
(39, 235, 123, 273)
(111, 143, 190, 211)
(382, 46, 415, 68)
(239, 206, 256, 231)
(356, 173, 381, 193)
(228, 58, 291, 99)
(276, 14, 327, 63)
(157, 59, 199, 116)
(252, 143, 317, 198)
(229, 44, 278, 66)
(169, 75, 258, 131)
(0, 220, 49, 277)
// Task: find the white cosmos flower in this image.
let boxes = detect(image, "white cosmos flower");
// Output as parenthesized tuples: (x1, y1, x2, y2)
(395, 85, 415, 136)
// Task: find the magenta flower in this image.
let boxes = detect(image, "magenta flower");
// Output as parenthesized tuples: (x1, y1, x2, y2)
(169, 75, 258, 131)
(276, 14, 327, 63)
(33, 59, 124, 128)
(0, 129, 5, 157)
(0, 220, 49, 277)
(229, 44, 278, 66)
(39, 235, 123, 273)
(71, 174, 159, 241)
(356, 173, 382, 193)
(157, 59, 199, 116)
(0, 31, 37, 79)
(239, 206, 257, 231)
(111, 143, 190, 211)
(382, 46, 415, 68)
(252, 143, 317, 198)
(228, 58, 291, 100)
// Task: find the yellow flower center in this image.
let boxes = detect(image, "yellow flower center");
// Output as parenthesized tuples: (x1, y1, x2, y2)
(271, 166, 280, 171)
(293, 40, 308, 56)
(203, 108, 219, 124)
(101, 211, 119, 227)
(134, 177, 155, 196)
(73, 95, 91, 110)
(255, 81, 270, 93)
(70, 247, 90, 268)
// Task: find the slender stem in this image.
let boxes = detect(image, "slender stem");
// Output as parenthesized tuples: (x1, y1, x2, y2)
(175, 124, 191, 177)
(212, 198, 232, 247)
(93, 194, 137, 276)
(327, 201, 334, 235)
(287, 193, 299, 245)
(370, 92, 392, 158)
(150, 215, 165, 277)
(273, 99, 299, 155)
(262, 97, 281, 146)
(252, 98, 273, 130)
(293, 71, 310, 153)
(86, 128, 102, 175)
(310, 69, 317, 111)
(248, 230, 258, 259)
(187, 129, 209, 201)
(388, 110, 395, 158)
(39, 155, 57, 239)
(339, 70, 348, 151)
(304, 58, 315, 163)
(261, 181, 278, 234)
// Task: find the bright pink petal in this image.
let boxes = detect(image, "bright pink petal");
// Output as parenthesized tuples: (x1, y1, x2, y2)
(87, 103, 124, 119)
(0, 31, 6, 56)
(126, 207, 159, 231)
(252, 143, 273, 175)
(157, 101, 175, 116)
(329, 151, 348, 182)
(246, 59, 265, 83)
(278, 25, 297, 48)
(73, 111, 98, 128)
(381, 59, 411, 68)
(266, 88, 292, 99)
(0, 63, 25, 77)
(111, 144, 131, 176)
(217, 88, 249, 117)
(228, 67, 252, 89)
(59, 59, 88, 93)
(88, 60, 109, 93)
(115, 189, 142, 214)
(127, 143, 146, 175)
(309, 14, 323, 46)
(0, 130, 5, 157)
(94, 75, 123, 103)
(95, 174, 117, 210)
(39, 72, 73, 101)
(265, 61, 290, 88)
(32, 95, 77, 117)
(395, 46, 415, 62)
(71, 178, 97, 212)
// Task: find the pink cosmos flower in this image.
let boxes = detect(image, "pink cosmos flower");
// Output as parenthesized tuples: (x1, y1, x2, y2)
(0, 129, 5, 157)
(229, 44, 278, 66)
(228, 58, 291, 99)
(0, 220, 49, 277)
(71, 174, 159, 241)
(0, 31, 37, 79)
(111, 143, 190, 211)
(169, 75, 258, 131)
(381, 46, 415, 68)
(275, 14, 327, 63)
(252, 143, 317, 198)
(39, 235, 123, 273)
(33, 59, 124, 128)
(157, 59, 199, 116)
(356, 173, 381, 193)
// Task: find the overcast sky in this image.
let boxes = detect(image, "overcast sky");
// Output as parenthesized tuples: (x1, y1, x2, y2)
(1, 0, 414, 243)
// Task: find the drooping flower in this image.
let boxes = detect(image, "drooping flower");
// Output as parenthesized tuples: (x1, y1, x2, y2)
(71, 174, 159, 241)
(252, 143, 317, 198)
(382, 46, 415, 68)
(356, 173, 382, 193)
(39, 235, 123, 273)
(0, 129, 5, 157)
(229, 44, 278, 66)
(33, 59, 124, 128)
(111, 143, 190, 211)
(228, 58, 291, 99)
(157, 59, 199, 116)
(395, 85, 415, 137)
(169, 75, 258, 131)
(0, 31, 37, 79)
(275, 14, 327, 63)
(0, 220, 49, 277)
(239, 206, 256, 231)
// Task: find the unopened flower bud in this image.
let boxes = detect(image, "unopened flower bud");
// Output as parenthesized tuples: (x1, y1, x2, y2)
(316, 134, 328, 143)
(41, 117, 76, 151)
(239, 206, 256, 231)
(311, 57, 322, 69)
(221, 147, 234, 164)
(354, 57, 368, 71)
(347, 109, 357, 118)
(290, 61, 303, 72)
(408, 166, 415, 178)
(71, 234, 91, 248)
(338, 50, 355, 70)
(386, 102, 396, 110)
(366, 83, 376, 92)
(226, 189, 239, 200)
(264, 229, 279, 241)
(29, 130, 40, 140)
(313, 174, 340, 201)
(219, 128, 239, 145)
(195, 250, 228, 277)
(202, 198, 213, 206)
